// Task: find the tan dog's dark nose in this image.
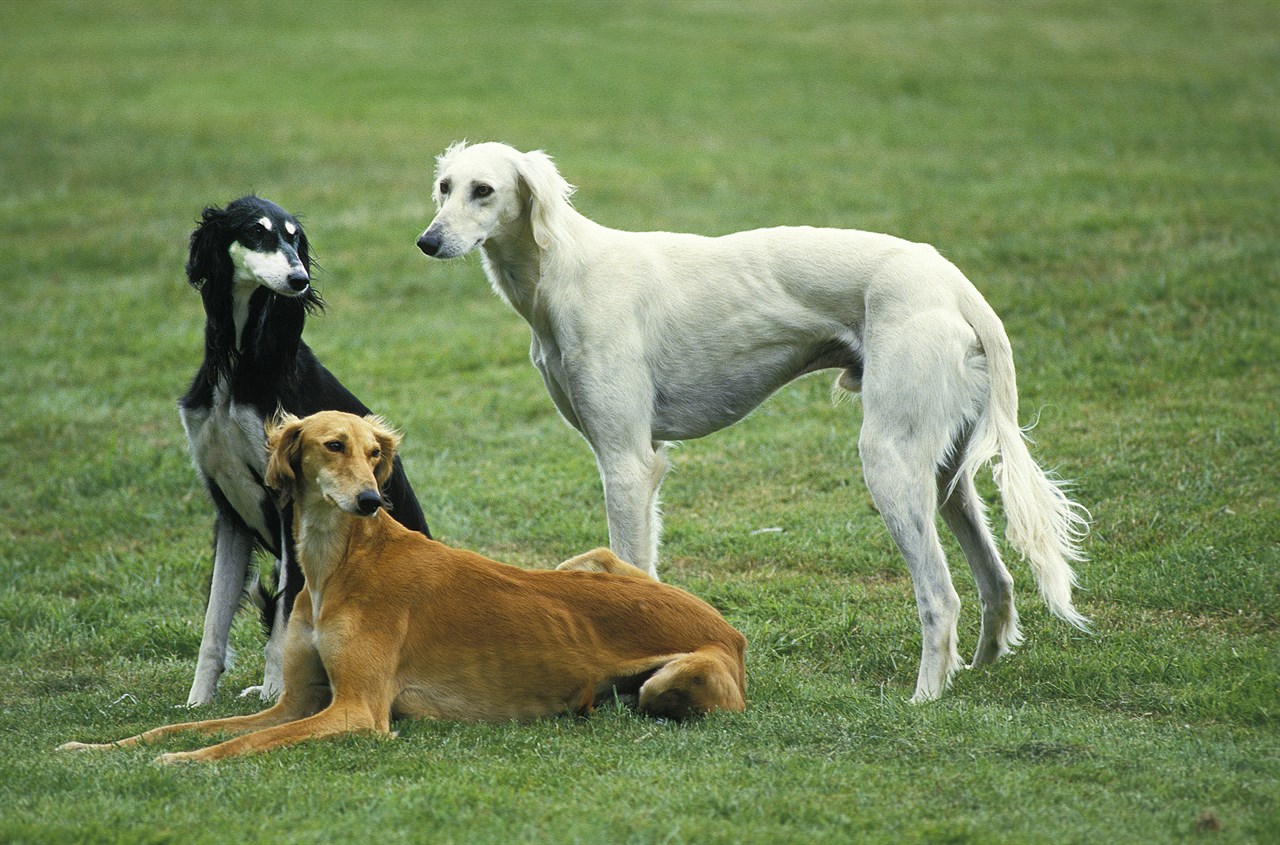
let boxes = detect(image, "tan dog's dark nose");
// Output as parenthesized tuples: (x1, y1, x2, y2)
(356, 490, 382, 516)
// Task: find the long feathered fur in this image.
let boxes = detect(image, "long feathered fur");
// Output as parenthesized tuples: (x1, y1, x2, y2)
(953, 287, 1091, 630)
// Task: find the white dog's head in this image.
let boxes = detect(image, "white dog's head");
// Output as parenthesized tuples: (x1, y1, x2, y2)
(416, 141, 575, 258)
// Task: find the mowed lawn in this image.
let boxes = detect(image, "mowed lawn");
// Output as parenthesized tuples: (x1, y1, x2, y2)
(1, 1, 1276, 843)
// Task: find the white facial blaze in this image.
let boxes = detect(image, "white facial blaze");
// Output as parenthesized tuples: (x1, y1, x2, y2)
(229, 242, 293, 292)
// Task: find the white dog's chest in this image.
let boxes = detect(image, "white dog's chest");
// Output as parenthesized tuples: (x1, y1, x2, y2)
(181, 387, 273, 539)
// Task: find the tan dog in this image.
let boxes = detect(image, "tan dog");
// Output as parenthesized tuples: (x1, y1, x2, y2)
(60, 411, 746, 763)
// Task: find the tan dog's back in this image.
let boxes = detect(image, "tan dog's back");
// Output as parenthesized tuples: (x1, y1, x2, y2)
(336, 518, 745, 722)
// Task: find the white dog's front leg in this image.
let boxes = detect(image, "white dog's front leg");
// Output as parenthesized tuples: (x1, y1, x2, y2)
(596, 446, 668, 579)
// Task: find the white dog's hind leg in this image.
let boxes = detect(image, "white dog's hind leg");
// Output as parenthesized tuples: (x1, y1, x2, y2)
(858, 317, 978, 702)
(939, 470, 1021, 666)
(861, 430, 963, 703)
(596, 445, 668, 579)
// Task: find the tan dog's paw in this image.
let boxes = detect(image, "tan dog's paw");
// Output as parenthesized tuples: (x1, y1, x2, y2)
(556, 549, 612, 573)
(556, 549, 653, 580)
(155, 750, 200, 765)
(57, 741, 104, 752)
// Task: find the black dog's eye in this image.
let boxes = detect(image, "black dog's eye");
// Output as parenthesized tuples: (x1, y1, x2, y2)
(473, 184, 494, 199)
(439, 179, 451, 196)
(325, 440, 343, 453)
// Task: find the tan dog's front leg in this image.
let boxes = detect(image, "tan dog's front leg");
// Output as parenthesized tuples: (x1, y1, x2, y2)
(557, 548, 654, 580)
(60, 593, 330, 754)
(58, 691, 314, 754)
(155, 616, 397, 763)
(154, 697, 385, 763)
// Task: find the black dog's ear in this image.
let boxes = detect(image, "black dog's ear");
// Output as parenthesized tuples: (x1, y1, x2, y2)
(186, 205, 233, 292)
(265, 413, 304, 506)
(290, 217, 325, 314)
(295, 223, 312, 275)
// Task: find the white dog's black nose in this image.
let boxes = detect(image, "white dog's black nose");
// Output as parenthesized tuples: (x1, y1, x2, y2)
(356, 490, 382, 516)
(287, 269, 310, 292)
(416, 230, 441, 257)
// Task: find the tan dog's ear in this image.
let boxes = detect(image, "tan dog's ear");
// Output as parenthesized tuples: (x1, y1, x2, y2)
(265, 413, 304, 506)
(365, 415, 402, 488)
(516, 149, 575, 251)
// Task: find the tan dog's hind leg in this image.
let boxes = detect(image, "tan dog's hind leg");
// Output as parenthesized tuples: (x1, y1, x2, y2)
(637, 647, 746, 720)
(556, 548, 653, 580)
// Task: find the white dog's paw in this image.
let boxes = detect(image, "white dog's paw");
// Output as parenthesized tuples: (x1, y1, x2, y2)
(909, 682, 949, 705)
(185, 676, 221, 707)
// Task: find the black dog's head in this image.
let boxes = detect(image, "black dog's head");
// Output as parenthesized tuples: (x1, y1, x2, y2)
(187, 195, 319, 302)
(186, 196, 323, 381)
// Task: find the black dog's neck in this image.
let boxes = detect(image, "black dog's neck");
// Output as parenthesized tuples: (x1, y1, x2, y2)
(201, 281, 316, 407)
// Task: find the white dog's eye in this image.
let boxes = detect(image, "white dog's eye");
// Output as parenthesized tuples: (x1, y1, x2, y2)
(439, 179, 451, 196)
(325, 440, 343, 453)
(473, 184, 493, 199)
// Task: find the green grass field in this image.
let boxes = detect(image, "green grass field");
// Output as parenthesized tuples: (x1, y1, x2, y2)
(1, 1, 1276, 842)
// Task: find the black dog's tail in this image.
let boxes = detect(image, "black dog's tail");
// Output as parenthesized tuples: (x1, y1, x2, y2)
(240, 565, 275, 637)
(254, 578, 276, 636)
(252, 540, 307, 635)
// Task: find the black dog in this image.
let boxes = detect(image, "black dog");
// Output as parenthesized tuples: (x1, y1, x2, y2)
(180, 195, 430, 705)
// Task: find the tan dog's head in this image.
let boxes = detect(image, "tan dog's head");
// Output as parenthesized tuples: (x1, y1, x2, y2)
(265, 411, 400, 516)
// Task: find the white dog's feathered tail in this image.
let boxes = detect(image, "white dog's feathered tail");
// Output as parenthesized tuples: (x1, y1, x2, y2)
(953, 288, 1091, 631)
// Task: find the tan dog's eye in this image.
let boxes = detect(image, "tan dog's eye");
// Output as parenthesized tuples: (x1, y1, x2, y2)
(370, 448, 381, 460)
(325, 440, 343, 453)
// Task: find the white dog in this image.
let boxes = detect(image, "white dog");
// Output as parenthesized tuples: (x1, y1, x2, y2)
(416, 141, 1088, 702)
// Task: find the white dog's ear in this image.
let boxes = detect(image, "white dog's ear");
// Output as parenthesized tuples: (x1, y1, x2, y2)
(516, 149, 575, 250)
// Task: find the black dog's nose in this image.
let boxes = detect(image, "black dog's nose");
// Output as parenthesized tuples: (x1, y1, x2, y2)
(286, 270, 310, 292)
(416, 230, 441, 257)
(355, 490, 382, 516)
